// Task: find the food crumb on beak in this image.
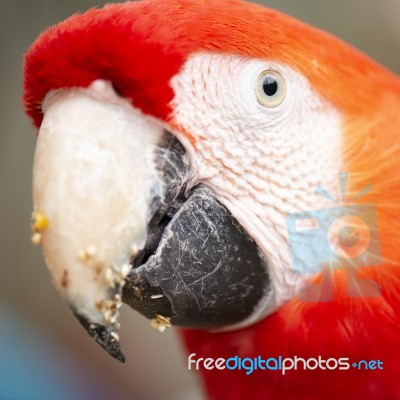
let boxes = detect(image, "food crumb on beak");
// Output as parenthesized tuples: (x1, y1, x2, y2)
(151, 314, 172, 333)
(31, 232, 42, 245)
(31, 210, 48, 231)
(31, 210, 48, 245)
(130, 244, 139, 258)
(150, 294, 164, 299)
(95, 298, 122, 324)
(78, 245, 98, 262)
(120, 264, 131, 277)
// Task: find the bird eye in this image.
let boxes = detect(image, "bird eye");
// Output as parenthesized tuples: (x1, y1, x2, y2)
(256, 70, 286, 108)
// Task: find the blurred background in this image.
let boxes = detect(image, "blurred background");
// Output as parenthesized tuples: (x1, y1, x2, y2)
(1, 1, 399, 399)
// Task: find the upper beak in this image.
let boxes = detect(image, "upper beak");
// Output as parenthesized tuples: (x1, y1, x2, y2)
(32, 80, 189, 362)
(33, 80, 272, 363)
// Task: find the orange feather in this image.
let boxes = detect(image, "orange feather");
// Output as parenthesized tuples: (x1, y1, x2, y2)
(23, 1, 400, 398)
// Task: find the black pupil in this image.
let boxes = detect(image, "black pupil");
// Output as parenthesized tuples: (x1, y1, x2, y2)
(263, 76, 278, 97)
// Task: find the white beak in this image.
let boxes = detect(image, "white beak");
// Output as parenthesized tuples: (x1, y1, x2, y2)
(32, 80, 166, 361)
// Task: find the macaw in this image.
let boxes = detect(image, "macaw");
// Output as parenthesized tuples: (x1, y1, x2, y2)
(23, 0, 400, 399)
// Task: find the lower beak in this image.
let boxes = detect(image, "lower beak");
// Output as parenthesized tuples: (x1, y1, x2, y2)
(32, 81, 189, 362)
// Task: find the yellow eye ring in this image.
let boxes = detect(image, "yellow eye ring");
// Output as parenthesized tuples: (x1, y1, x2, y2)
(256, 70, 286, 108)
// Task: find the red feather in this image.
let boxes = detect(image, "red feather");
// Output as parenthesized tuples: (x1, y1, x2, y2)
(23, 1, 400, 399)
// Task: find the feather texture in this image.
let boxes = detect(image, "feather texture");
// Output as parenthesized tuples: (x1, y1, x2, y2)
(23, 1, 400, 399)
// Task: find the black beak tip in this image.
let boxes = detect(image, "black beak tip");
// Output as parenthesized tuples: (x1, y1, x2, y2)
(73, 311, 126, 364)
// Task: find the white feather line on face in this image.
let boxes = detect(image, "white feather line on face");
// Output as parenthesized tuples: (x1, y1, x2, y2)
(170, 52, 343, 328)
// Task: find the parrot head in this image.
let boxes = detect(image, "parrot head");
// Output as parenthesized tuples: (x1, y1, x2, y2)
(24, 0, 400, 366)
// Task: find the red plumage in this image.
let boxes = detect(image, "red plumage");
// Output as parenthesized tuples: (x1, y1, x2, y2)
(24, 1, 185, 126)
(23, 1, 400, 399)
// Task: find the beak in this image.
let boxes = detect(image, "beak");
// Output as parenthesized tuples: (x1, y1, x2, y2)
(32, 81, 189, 362)
(33, 80, 272, 363)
